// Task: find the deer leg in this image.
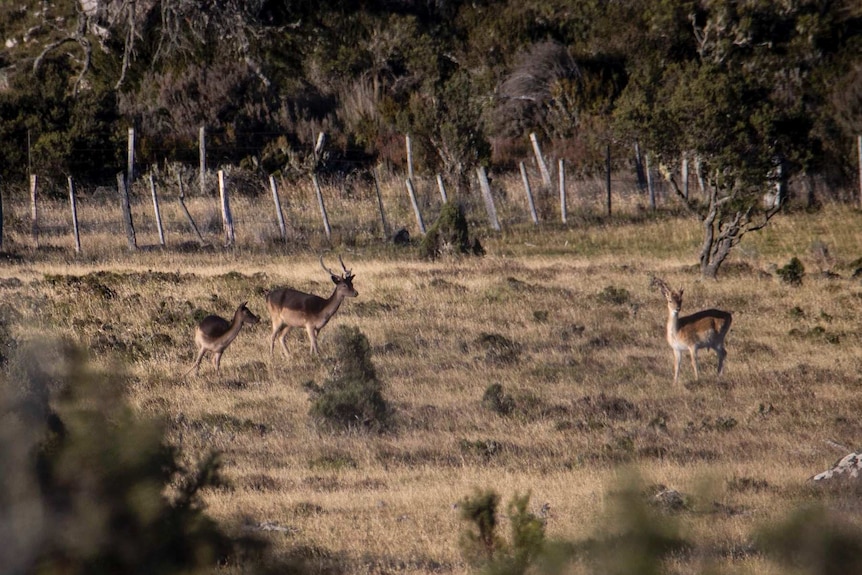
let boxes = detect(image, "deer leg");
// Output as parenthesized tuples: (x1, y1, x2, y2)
(716, 345, 727, 376)
(673, 350, 682, 384)
(689, 348, 699, 380)
(185, 348, 206, 377)
(277, 326, 291, 357)
(306, 325, 319, 355)
(213, 352, 222, 375)
(270, 322, 283, 356)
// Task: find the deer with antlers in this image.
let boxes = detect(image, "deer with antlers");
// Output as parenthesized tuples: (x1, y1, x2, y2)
(184, 302, 260, 377)
(651, 277, 732, 385)
(266, 255, 358, 358)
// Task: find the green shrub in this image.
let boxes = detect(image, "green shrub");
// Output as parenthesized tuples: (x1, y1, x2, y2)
(458, 489, 547, 574)
(420, 202, 484, 259)
(777, 257, 805, 286)
(308, 326, 392, 432)
(0, 342, 249, 575)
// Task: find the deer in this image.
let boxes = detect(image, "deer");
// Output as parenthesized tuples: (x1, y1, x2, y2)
(266, 255, 358, 358)
(651, 277, 732, 385)
(184, 302, 260, 377)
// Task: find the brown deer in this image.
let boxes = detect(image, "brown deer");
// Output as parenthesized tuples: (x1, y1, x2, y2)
(651, 277, 732, 385)
(184, 302, 260, 377)
(266, 255, 358, 357)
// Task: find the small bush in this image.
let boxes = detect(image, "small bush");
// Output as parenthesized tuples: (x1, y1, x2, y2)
(308, 326, 392, 432)
(482, 383, 515, 416)
(458, 489, 547, 574)
(777, 257, 805, 286)
(598, 285, 631, 305)
(475, 333, 521, 365)
(420, 201, 484, 259)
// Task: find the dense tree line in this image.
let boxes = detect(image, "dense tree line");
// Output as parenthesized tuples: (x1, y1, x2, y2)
(0, 0, 860, 274)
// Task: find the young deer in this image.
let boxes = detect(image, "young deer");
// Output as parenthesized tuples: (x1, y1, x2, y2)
(184, 302, 260, 377)
(651, 277, 732, 385)
(266, 255, 358, 357)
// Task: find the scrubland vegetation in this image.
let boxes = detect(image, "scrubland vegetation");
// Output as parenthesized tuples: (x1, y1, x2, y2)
(2, 180, 862, 573)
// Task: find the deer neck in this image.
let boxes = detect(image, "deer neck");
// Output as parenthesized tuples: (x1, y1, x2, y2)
(319, 288, 346, 324)
(667, 308, 681, 340)
(222, 311, 247, 344)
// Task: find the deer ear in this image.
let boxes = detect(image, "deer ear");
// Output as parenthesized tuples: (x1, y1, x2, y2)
(331, 275, 341, 284)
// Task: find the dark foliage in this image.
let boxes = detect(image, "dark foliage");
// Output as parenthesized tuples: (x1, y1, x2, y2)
(308, 325, 392, 432)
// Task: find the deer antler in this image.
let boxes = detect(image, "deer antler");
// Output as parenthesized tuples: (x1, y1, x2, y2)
(650, 276, 671, 296)
(338, 255, 352, 278)
(320, 255, 337, 276)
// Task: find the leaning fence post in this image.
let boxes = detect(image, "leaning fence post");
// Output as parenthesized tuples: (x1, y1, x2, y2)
(30, 174, 38, 245)
(372, 168, 390, 239)
(312, 173, 332, 240)
(269, 175, 287, 242)
(519, 162, 538, 225)
(177, 173, 205, 245)
(218, 170, 235, 246)
(477, 166, 501, 231)
(68, 176, 81, 254)
(149, 173, 165, 247)
(436, 174, 448, 203)
(117, 172, 137, 250)
(405, 178, 426, 235)
(530, 132, 552, 188)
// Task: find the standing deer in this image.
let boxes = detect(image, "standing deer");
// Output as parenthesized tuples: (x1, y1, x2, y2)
(266, 255, 358, 357)
(651, 277, 732, 385)
(184, 302, 260, 377)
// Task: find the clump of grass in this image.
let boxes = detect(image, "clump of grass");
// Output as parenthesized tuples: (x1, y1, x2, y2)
(777, 257, 805, 286)
(482, 383, 515, 416)
(598, 285, 631, 305)
(458, 489, 547, 574)
(420, 201, 484, 259)
(308, 325, 392, 432)
(474, 333, 521, 365)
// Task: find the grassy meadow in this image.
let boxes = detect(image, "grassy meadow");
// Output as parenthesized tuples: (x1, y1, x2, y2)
(2, 175, 862, 574)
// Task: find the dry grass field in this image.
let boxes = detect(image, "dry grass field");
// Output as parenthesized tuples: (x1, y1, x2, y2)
(2, 177, 862, 573)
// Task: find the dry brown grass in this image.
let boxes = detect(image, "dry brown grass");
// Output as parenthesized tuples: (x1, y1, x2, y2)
(2, 181, 862, 573)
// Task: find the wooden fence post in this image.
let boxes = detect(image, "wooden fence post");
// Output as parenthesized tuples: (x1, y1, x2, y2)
(405, 178, 426, 235)
(519, 162, 539, 225)
(270, 175, 288, 242)
(436, 174, 448, 203)
(605, 144, 612, 217)
(199, 125, 206, 196)
(476, 166, 501, 231)
(127, 127, 135, 185)
(177, 173, 205, 245)
(30, 174, 38, 245)
(559, 158, 567, 224)
(405, 134, 415, 181)
(646, 153, 656, 210)
(681, 153, 689, 200)
(117, 172, 137, 250)
(372, 168, 390, 239)
(634, 141, 647, 192)
(218, 170, 235, 246)
(68, 176, 81, 254)
(529, 132, 552, 188)
(149, 173, 165, 247)
(312, 173, 332, 240)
